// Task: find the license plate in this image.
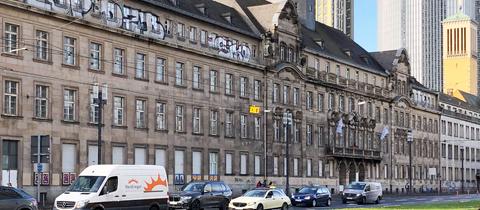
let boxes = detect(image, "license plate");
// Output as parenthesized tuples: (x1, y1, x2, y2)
(346, 197, 353, 199)
(169, 201, 178, 205)
(295, 199, 301, 202)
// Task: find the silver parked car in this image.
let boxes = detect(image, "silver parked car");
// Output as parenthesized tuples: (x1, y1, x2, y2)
(0, 186, 38, 210)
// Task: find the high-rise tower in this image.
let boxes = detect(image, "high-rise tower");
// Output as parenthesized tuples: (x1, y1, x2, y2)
(315, 0, 354, 38)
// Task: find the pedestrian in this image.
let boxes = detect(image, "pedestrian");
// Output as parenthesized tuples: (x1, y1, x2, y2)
(262, 180, 267, 187)
(256, 181, 262, 188)
(268, 181, 273, 187)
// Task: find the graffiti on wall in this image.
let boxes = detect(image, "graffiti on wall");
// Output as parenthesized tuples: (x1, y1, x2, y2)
(208, 33, 251, 62)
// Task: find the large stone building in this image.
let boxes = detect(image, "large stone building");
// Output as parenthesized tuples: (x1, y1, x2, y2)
(0, 0, 441, 204)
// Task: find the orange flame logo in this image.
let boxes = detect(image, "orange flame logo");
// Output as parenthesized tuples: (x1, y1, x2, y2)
(144, 174, 167, 192)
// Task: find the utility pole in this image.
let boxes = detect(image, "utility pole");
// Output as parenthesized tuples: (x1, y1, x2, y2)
(36, 135, 41, 204)
(283, 111, 292, 195)
(407, 129, 413, 194)
(461, 146, 464, 194)
(93, 83, 107, 165)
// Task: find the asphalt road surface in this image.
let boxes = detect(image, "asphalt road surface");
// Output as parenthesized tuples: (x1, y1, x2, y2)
(291, 194, 480, 209)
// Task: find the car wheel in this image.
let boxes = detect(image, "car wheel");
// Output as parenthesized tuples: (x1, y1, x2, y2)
(358, 197, 366, 205)
(191, 200, 201, 210)
(326, 198, 331, 207)
(220, 199, 229, 210)
(256, 204, 264, 210)
(311, 199, 317, 207)
(281, 203, 288, 210)
(149, 205, 160, 210)
(375, 196, 380, 204)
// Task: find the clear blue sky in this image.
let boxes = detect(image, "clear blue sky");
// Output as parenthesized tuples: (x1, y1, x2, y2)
(354, 0, 377, 52)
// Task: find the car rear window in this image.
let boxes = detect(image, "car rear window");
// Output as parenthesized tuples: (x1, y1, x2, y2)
(212, 183, 223, 192)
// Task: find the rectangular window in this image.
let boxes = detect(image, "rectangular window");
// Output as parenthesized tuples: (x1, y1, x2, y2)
(35, 30, 49, 60)
(254, 155, 261, 175)
(240, 154, 247, 175)
(88, 144, 98, 166)
(31, 136, 50, 164)
(200, 30, 207, 45)
(307, 159, 312, 177)
(240, 77, 248, 97)
(34, 85, 48, 119)
(328, 93, 335, 110)
(134, 147, 146, 165)
(193, 66, 201, 89)
(241, 114, 247, 138)
(273, 156, 279, 175)
(192, 151, 202, 175)
(293, 88, 299, 106)
(254, 80, 261, 100)
(175, 150, 184, 175)
(225, 73, 233, 95)
(113, 96, 124, 126)
(112, 146, 125, 164)
(209, 153, 218, 175)
(210, 110, 218, 135)
(113, 48, 125, 75)
(156, 102, 166, 130)
(225, 153, 233, 174)
(306, 124, 312, 145)
(293, 123, 300, 143)
(283, 85, 289, 104)
(254, 117, 261, 140)
(193, 107, 201, 134)
(156, 58, 166, 82)
(318, 93, 324, 112)
(63, 89, 76, 121)
(225, 112, 234, 137)
(135, 99, 146, 128)
(318, 160, 324, 177)
(89, 92, 99, 123)
(175, 62, 184, 86)
(210, 70, 217, 92)
(4, 23, 19, 54)
(189, 26, 197, 41)
(338, 95, 345, 112)
(177, 23, 185, 37)
(306, 91, 313, 110)
(274, 120, 280, 141)
(63, 36, 76, 65)
(273, 83, 279, 103)
(317, 126, 324, 146)
(293, 158, 299, 176)
(176, 105, 184, 132)
(89, 42, 101, 70)
(154, 149, 165, 166)
(62, 144, 76, 173)
(135, 53, 146, 79)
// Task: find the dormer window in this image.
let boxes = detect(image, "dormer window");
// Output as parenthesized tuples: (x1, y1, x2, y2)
(222, 12, 232, 24)
(315, 39, 325, 49)
(361, 56, 370, 65)
(344, 49, 351, 57)
(196, 3, 206, 15)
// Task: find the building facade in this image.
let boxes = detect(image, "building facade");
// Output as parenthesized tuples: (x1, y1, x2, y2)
(377, 0, 445, 92)
(442, 12, 478, 95)
(440, 90, 480, 192)
(0, 0, 441, 204)
(315, 0, 354, 38)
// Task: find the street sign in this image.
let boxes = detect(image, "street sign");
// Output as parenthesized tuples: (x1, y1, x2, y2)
(37, 164, 43, 173)
(407, 129, 413, 142)
(249, 105, 260, 114)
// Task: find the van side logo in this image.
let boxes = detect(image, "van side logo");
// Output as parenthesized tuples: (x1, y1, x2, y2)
(144, 174, 167, 192)
(128, 179, 139, 184)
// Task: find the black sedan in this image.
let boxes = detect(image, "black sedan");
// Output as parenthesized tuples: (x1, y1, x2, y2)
(290, 186, 331, 207)
(0, 186, 38, 210)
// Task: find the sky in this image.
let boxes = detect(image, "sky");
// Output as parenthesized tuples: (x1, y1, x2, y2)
(354, 0, 377, 52)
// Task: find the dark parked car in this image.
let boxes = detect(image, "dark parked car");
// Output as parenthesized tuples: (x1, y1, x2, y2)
(0, 186, 38, 210)
(290, 186, 331, 207)
(169, 181, 232, 210)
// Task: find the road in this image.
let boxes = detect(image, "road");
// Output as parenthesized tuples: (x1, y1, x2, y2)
(291, 194, 480, 209)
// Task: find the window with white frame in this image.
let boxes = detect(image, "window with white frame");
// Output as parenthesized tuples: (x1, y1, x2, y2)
(175, 150, 184, 175)
(283, 85, 289, 104)
(225, 112, 233, 137)
(254, 117, 261, 140)
(210, 70, 217, 92)
(307, 159, 312, 176)
(156, 57, 166, 82)
(176, 105, 184, 132)
(240, 115, 247, 138)
(155, 149, 166, 166)
(254, 155, 261, 175)
(273, 156, 278, 175)
(339, 95, 345, 112)
(240, 154, 247, 175)
(175, 62, 184, 86)
(63, 36, 76, 65)
(156, 102, 166, 130)
(209, 152, 218, 175)
(274, 119, 280, 141)
(192, 151, 202, 175)
(210, 110, 218, 135)
(35, 85, 48, 119)
(135, 99, 146, 128)
(328, 93, 335, 110)
(293, 87, 299, 106)
(35, 30, 48, 60)
(240, 77, 248, 97)
(193, 66, 201, 89)
(318, 160, 323, 177)
(134, 147, 146, 165)
(63, 89, 76, 121)
(318, 93, 324, 112)
(306, 124, 312, 145)
(193, 107, 201, 133)
(225, 73, 233, 95)
(306, 91, 313, 110)
(317, 126, 324, 146)
(189, 26, 196, 41)
(254, 80, 261, 100)
(135, 53, 146, 79)
(113, 96, 124, 126)
(89, 92, 99, 123)
(293, 123, 300, 143)
(88, 145, 98, 166)
(293, 158, 299, 176)
(225, 153, 233, 174)
(113, 48, 125, 75)
(273, 83, 279, 103)
(177, 23, 185, 37)
(4, 23, 19, 54)
(89, 42, 101, 70)
(200, 30, 207, 45)
(112, 146, 125, 164)
(62, 144, 76, 173)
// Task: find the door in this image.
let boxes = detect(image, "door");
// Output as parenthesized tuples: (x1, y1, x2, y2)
(271, 191, 284, 209)
(202, 183, 214, 207)
(101, 176, 122, 209)
(364, 184, 373, 203)
(316, 188, 327, 203)
(263, 191, 275, 209)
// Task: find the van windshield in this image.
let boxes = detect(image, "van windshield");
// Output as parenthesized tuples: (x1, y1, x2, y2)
(346, 183, 366, 190)
(67, 176, 106, 193)
(182, 183, 204, 192)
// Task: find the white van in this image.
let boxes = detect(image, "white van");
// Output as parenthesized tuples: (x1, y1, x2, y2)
(54, 165, 168, 210)
(342, 182, 382, 204)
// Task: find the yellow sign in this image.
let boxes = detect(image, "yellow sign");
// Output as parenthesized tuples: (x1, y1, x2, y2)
(249, 105, 260, 114)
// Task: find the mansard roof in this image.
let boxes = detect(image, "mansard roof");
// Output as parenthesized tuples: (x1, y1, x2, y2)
(302, 22, 387, 75)
(139, 0, 261, 38)
(440, 90, 480, 113)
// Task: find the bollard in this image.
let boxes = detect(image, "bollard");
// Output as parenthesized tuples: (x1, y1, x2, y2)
(456, 190, 459, 196)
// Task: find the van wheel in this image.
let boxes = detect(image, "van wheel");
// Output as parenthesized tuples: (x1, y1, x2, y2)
(375, 196, 380, 204)
(191, 200, 201, 210)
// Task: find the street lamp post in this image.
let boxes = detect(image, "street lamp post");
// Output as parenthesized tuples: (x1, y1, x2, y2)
(93, 83, 108, 165)
(407, 129, 413, 194)
(460, 146, 464, 194)
(283, 111, 292, 195)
